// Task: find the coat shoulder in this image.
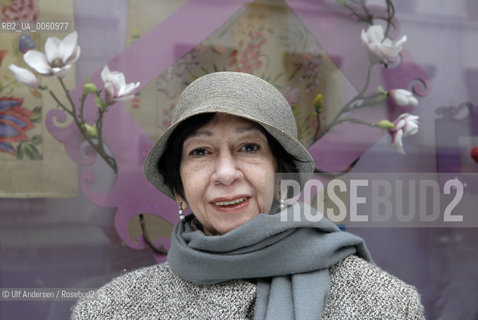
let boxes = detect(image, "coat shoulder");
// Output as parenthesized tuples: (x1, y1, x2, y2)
(71, 263, 173, 319)
(71, 262, 256, 320)
(324, 255, 425, 320)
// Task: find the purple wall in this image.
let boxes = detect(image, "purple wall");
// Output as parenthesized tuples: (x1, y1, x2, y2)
(1, 0, 477, 319)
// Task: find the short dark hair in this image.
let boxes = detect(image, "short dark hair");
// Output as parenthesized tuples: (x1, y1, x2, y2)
(157, 113, 298, 199)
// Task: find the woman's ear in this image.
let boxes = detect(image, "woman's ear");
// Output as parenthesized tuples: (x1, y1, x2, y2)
(174, 193, 188, 210)
(274, 173, 283, 202)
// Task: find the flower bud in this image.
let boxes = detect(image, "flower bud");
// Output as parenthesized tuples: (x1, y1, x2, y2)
(82, 79, 98, 95)
(376, 120, 395, 130)
(313, 94, 323, 112)
(389, 89, 419, 107)
(83, 123, 98, 138)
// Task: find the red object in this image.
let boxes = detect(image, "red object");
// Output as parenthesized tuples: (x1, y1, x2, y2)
(471, 147, 478, 164)
(0, 50, 6, 67)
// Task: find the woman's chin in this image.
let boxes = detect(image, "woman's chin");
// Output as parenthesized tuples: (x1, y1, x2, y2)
(209, 215, 256, 235)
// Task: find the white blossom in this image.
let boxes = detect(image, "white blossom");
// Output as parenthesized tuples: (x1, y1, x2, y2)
(361, 25, 406, 64)
(24, 31, 80, 78)
(389, 113, 419, 155)
(101, 66, 140, 104)
(8, 64, 39, 88)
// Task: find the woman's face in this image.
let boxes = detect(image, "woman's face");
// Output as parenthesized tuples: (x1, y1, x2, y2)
(179, 114, 277, 235)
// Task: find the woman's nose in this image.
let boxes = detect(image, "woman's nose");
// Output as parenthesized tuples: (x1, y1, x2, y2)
(212, 151, 243, 185)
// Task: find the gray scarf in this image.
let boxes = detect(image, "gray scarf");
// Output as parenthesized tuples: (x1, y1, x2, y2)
(168, 202, 372, 320)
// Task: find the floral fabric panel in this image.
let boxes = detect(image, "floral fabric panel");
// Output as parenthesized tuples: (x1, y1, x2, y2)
(123, 0, 352, 149)
(0, 0, 78, 197)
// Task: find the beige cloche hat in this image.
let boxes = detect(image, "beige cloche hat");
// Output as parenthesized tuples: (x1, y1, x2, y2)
(144, 71, 315, 199)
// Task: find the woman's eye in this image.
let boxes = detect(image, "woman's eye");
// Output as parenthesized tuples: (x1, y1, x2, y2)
(189, 147, 208, 156)
(241, 143, 260, 153)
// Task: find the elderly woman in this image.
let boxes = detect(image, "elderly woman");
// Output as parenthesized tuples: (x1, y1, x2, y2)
(72, 72, 424, 319)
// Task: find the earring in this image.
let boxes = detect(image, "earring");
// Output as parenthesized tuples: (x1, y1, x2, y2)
(178, 202, 185, 221)
(279, 189, 285, 210)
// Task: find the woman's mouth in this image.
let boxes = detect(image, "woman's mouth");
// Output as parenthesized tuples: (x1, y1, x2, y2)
(211, 197, 249, 209)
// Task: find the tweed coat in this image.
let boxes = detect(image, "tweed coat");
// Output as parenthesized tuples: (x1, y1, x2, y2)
(72, 255, 425, 319)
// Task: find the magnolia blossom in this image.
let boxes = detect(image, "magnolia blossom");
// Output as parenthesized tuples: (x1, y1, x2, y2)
(23, 31, 80, 78)
(361, 25, 406, 63)
(101, 66, 140, 105)
(389, 89, 419, 107)
(8, 64, 39, 88)
(389, 113, 419, 155)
